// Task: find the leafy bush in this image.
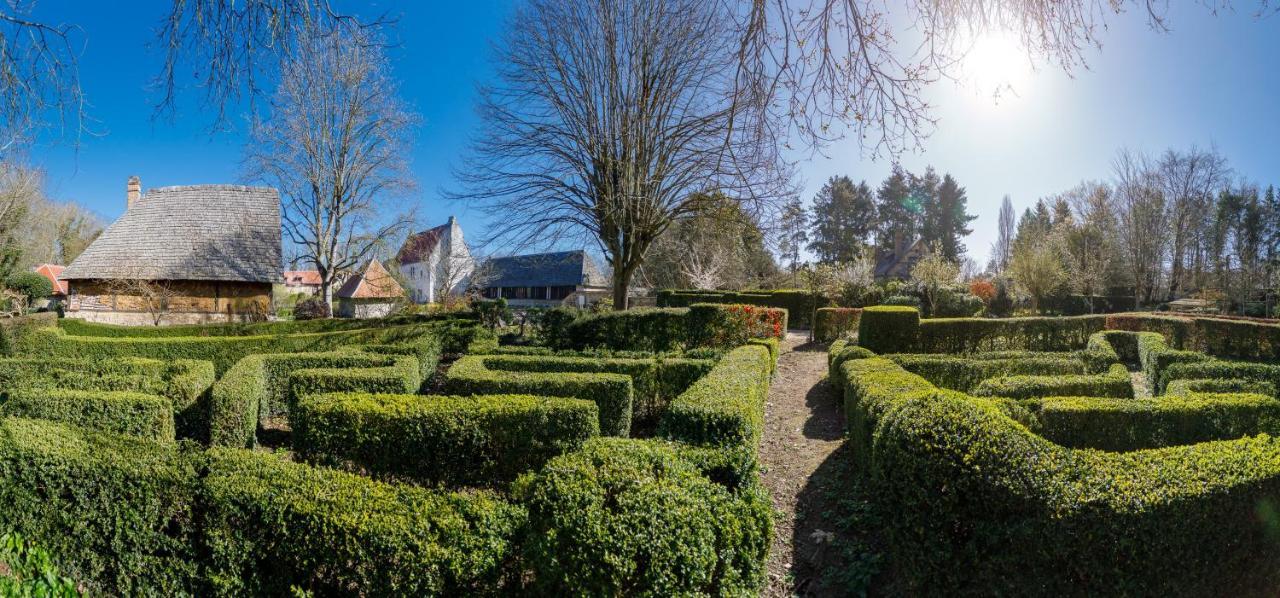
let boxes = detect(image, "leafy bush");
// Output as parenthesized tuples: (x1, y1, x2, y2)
(971, 363, 1132, 399)
(0, 533, 81, 597)
(814, 307, 861, 342)
(881, 294, 921, 308)
(444, 356, 634, 436)
(293, 297, 330, 320)
(1160, 360, 1280, 397)
(1166, 377, 1276, 396)
(0, 389, 176, 441)
(536, 306, 585, 348)
(203, 449, 525, 596)
(1135, 331, 1212, 393)
(887, 353, 1087, 393)
(658, 344, 774, 449)
(293, 393, 599, 486)
(287, 355, 420, 409)
(473, 298, 509, 332)
(564, 307, 690, 352)
(0, 418, 199, 594)
(5, 272, 53, 305)
(686, 303, 787, 347)
(931, 286, 983, 318)
(515, 438, 771, 596)
(857, 306, 920, 354)
(657, 289, 827, 328)
(1027, 392, 1280, 451)
(917, 314, 1106, 354)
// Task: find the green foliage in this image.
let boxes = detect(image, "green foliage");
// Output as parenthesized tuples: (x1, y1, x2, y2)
(834, 348, 1280, 593)
(887, 353, 1087, 393)
(1166, 377, 1276, 396)
(293, 393, 599, 487)
(514, 438, 771, 596)
(0, 389, 176, 441)
(971, 363, 1132, 399)
(534, 306, 585, 348)
(0, 533, 82, 597)
(564, 307, 690, 352)
(918, 314, 1107, 353)
(0, 418, 200, 594)
(1161, 361, 1280, 397)
(473, 298, 509, 332)
(686, 303, 787, 347)
(1135, 330, 1213, 393)
(658, 289, 825, 328)
(444, 355, 634, 436)
(202, 449, 525, 596)
(4, 272, 52, 304)
(857, 306, 920, 353)
(1026, 393, 1280, 451)
(658, 344, 774, 450)
(287, 355, 420, 408)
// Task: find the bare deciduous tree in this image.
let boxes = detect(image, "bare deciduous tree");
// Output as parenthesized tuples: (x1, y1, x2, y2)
(243, 28, 417, 309)
(456, 0, 790, 310)
(0, 4, 87, 151)
(1156, 146, 1229, 299)
(992, 195, 1016, 273)
(101, 277, 180, 326)
(1112, 148, 1168, 305)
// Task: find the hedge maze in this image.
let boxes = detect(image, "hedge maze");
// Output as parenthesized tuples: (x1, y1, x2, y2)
(837, 306, 1280, 593)
(0, 303, 784, 595)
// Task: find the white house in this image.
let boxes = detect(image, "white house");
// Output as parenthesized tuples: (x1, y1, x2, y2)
(396, 216, 474, 304)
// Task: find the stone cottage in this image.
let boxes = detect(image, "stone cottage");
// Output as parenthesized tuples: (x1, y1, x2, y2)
(59, 177, 282, 325)
(396, 216, 473, 304)
(335, 259, 405, 318)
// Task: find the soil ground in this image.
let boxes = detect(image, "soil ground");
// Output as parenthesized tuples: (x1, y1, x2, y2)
(760, 333, 887, 597)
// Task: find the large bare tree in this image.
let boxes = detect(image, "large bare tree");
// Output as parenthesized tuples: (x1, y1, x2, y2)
(0, 3, 87, 151)
(1156, 146, 1229, 299)
(243, 28, 417, 308)
(456, 0, 790, 309)
(1112, 148, 1168, 306)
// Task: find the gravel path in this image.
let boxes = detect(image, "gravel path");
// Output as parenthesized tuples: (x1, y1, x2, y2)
(759, 333, 849, 596)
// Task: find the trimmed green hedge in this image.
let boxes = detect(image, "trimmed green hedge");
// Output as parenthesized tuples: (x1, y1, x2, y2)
(887, 353, 1087, 392)
(0, 418, 199, 594)
(0, 356, 213, 441)
(19, 321, 448, 375)
(1160, 360, 1280, 397)
(834, 347, 1280, 593)
(358, 334, 444, 391)
(57, 312, 474, 338)
(287, 355, 420, 411)
(1026, 392, 1280, 451)
(857, 306, 920, 354)
(444, 356, 633, 436)
(814, 307, 861, 342)
(658, 344, 774, 450)
(202, 449, 525, 596)
(971, 363, 1132, 399)
(562, 304, 786, 352)
(209, 351, 418, 448)
(1136, 331, 1213, 393)
(0, 389, 176, 441)
(1107, 312, 1280, 361)
(657, 288, 827, 328)
(918, 314, 1106, 353)
(515, 437, 771, 595)
(1167, 377, 1277, 396)
(293, 392, 599, 486)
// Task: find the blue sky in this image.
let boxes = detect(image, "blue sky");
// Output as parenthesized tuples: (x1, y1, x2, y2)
(26, 1, 1280, 267)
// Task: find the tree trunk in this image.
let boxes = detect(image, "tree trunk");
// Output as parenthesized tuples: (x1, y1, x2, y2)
(612, 266, 631, 311)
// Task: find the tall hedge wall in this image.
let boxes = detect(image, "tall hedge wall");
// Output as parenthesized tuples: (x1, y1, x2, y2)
(656, 288, 828, 328)
(562, 304, 786, 352)
(658, 342, 776, 450)
(1, 389, 176, 441)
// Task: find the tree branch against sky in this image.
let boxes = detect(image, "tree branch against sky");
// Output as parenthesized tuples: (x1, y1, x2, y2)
(454, 0, 791, 309)
(0, 3, 87, 153)
(242, 27, 417, 308)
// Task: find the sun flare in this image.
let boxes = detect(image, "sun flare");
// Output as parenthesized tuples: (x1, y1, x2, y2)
(959, 31, 1033, 103)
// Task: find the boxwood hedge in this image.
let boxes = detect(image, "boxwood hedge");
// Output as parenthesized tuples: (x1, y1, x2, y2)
(202, 449, 525, 596)
(971, 363, 1132, 399)
(514, 437, 771, 596)
(287, 355, 420, 410)
(857, 306, 920, 354)
(887, 353, 1088, 392)
(658, 343, 774, 450)
(292, 392, 599, 486)
(0, 389, 176, 441)
(1025, 392, 1280, 451)
(814, 307, 861, 342)
(443, 356, 634, 436)
(1160, 360, 1280, 397)
(1166, 377, 1277, 396)
(834, 348, 1280, 593)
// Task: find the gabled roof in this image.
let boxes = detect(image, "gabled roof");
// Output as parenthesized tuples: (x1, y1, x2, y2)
(337, 260, 405, 300)
(34, 264, 67, 295)
(283, 270, 321, 286)
(397, 223, 449, 265)
(61, 185, 282, 283)
(485, 250, 608, 289)
(874, 239, 927, 279)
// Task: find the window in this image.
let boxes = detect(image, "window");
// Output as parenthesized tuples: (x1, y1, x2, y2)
(550, 286, 575, 300)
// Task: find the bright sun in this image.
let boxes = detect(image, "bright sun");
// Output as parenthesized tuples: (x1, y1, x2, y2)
(959, 32, 1033, 103)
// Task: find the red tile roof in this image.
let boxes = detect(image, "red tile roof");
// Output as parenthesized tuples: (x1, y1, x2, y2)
(397, 223, 449, 265)
(336, 260, 405, 300)
(34, 264, 68, 295)
(283, 270, 322, 286)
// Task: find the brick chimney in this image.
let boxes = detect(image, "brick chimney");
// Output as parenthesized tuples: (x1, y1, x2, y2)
(126, 176, 141, 210)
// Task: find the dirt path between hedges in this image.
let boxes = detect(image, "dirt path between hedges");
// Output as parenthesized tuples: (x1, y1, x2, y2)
(759, 333, 848, 596)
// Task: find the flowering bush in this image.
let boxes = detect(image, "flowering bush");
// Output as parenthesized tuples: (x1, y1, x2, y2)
(970, 280, 996, 306)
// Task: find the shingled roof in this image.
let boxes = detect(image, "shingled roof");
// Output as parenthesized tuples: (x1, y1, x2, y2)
(61, 185, 282, 283)
(485, 250, 608, 288)
(337, 259, 405, 299)
(397, 223, 449, 265)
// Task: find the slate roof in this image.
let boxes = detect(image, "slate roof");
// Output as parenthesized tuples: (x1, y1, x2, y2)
(484, 250, 608, 289)
(62, 185, 282, 283)
(397, 223, 449, 265)
(874, 238, 927, 280)
(337, 260, 405, 299)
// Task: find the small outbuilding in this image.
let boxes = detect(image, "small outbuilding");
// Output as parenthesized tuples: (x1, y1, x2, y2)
(335, 259, 405, 318)
(477, 250, 609, 307)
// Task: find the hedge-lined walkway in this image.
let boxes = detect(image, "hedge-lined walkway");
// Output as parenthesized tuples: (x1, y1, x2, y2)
(760, 335, 845, 596)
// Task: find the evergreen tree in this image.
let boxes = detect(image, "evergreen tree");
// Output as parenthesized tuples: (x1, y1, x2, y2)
(777, 196, 809, 277)
(875, 165, 919, 251)
(914, 166, 942, 248)
(808, 176, 875, 263)
(925, 173, 978, 261)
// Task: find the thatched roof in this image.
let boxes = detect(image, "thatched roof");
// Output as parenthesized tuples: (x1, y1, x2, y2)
(61, 185, 282, 283)
(485, 250, 608, 288)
